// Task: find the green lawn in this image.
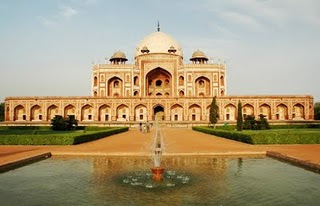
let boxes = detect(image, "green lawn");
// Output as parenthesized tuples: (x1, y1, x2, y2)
(193, 126, 320, 145)
(0, 127, 128, 145)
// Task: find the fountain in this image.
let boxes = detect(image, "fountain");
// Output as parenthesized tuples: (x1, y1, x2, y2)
(150, 120, 165, 181)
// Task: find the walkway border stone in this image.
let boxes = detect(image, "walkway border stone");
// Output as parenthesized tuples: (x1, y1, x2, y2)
(267, 151, 320, 173)
(0, 152, 51, 173)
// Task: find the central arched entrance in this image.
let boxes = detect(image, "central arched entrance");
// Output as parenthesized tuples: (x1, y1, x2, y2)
(154, 105, 164, 121)
(146, 67, 172, 97)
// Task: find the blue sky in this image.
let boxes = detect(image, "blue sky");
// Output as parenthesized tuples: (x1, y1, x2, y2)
(0, 0, 319, 102)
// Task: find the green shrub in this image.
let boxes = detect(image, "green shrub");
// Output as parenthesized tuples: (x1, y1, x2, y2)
(0, 127, 129, 145)
(51, 115, 78, 131)
(193, 126, 253, 144)
(193, 126, 320, 145)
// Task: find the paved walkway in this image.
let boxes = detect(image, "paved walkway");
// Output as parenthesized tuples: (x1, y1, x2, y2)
(1, 128, 320, 170)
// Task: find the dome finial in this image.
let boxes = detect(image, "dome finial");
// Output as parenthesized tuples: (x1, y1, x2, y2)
(157, 20, 160, 32)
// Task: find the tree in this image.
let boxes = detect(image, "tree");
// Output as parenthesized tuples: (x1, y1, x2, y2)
(243, 115, 256, 130)
(315, 102, 320, 120)
(257, 114, 270, 130)
(51, 115, 67, 131)
(236, 101, 243, 131)
(65, 115, 78, 130)
(0, 102, 4, 122)
(51, 115, 78, 131)
(209, 96, 219, 128)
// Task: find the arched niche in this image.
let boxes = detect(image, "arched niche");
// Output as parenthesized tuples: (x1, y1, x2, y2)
(146, 68, 172, 97)
(108, 77, 123, 97)
(293, 103, 305, 120)
(14, 105, 26, 121)
(116, 104, 129, 121)
(30, 105, 42, 121)
(64, 104, 76, 118)
(276, 104, 288, 120)
(99, 104, 111, 121)
(259, 104, 271, 120)
(195, 76, 210, 96)
(243, 104, 254, 119)
(170, 104, 183, 121)
(81, 104, 93, 121)
(47, 105, 58, 121)
(188, 104, 201, 121)
(135, 104, 147, 121)
(224, 104, 236, 121)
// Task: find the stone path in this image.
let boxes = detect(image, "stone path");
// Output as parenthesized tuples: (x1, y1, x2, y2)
(1, 128, 320, 171)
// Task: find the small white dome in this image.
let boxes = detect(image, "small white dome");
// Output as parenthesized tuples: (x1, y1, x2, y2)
(135, 31, 183, 57)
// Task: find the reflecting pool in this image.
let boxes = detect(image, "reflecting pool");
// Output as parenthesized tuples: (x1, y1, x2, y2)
(0, 156, 319, 205)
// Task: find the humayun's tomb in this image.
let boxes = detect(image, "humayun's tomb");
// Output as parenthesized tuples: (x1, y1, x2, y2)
(3, 27, 314, 126)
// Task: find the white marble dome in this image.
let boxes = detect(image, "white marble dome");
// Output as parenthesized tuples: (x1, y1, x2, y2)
(135, 31, 183, 57)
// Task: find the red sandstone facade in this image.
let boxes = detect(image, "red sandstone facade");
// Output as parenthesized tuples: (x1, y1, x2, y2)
(4, 30, 314, 125)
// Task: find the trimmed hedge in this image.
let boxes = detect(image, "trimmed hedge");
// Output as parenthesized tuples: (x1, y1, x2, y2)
(193, 126, 320, 145)
(0, 127, 128, 145)
(193, 126, 253, 144)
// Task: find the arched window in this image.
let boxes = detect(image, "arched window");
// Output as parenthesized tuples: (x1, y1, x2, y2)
(179, 90, 184, 97)
(134, 91, 139, 96)
(94, 76, 98, 86)
(156, 93, 162, 96)
(179, 76, 184, 86)
(165, 92, 170, 96)
(94, 91, 97, 97)
(199, 92, 204, 97)
(220, 76, 225, 86)
(134, 76, 139, 86)
(156, 80, 162, 87)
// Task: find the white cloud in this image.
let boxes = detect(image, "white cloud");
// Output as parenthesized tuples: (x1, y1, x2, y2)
(217, 10, 264, 31)
(60, 5, 78, 19)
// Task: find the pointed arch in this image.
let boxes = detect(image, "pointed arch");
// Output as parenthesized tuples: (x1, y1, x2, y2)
(134, 104, 147, 121)
(134, 91, 139, 97)
(220, 75, 225, 86)
(188, 104, 202, 121)
(179, 90, 184, 97)
(195, 76, 210, 96)
(99, 104, 111, 121)
(134, 76, 139, 86)
(116, 104, 129, 121)
(276, 103, 288, 120)
(242, 103, 254, 118)
(179, 76, 184, 86)
(170, 104, 184, 121)
(81, 104, 93, 121)
(259, 103, 271, 120)
(293, 103, 305, 120)
(153, 104, 165, 121)
(30, 105, 42, 121)
(146, 67, 172, 98)
(224, 103, 236, 121)
(93, 76, 98, 86)
(64, 104, 76, 118)
(47, 104, 59, 121)
(14, 105, 26, 121)
(107, 76, 123, 97)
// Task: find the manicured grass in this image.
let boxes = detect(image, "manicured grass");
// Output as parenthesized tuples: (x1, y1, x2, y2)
(0, 127, 128, 145)
(193, 126, 320, 145)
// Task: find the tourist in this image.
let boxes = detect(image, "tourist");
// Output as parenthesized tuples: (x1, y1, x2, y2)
(139, 122, 142, 133)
